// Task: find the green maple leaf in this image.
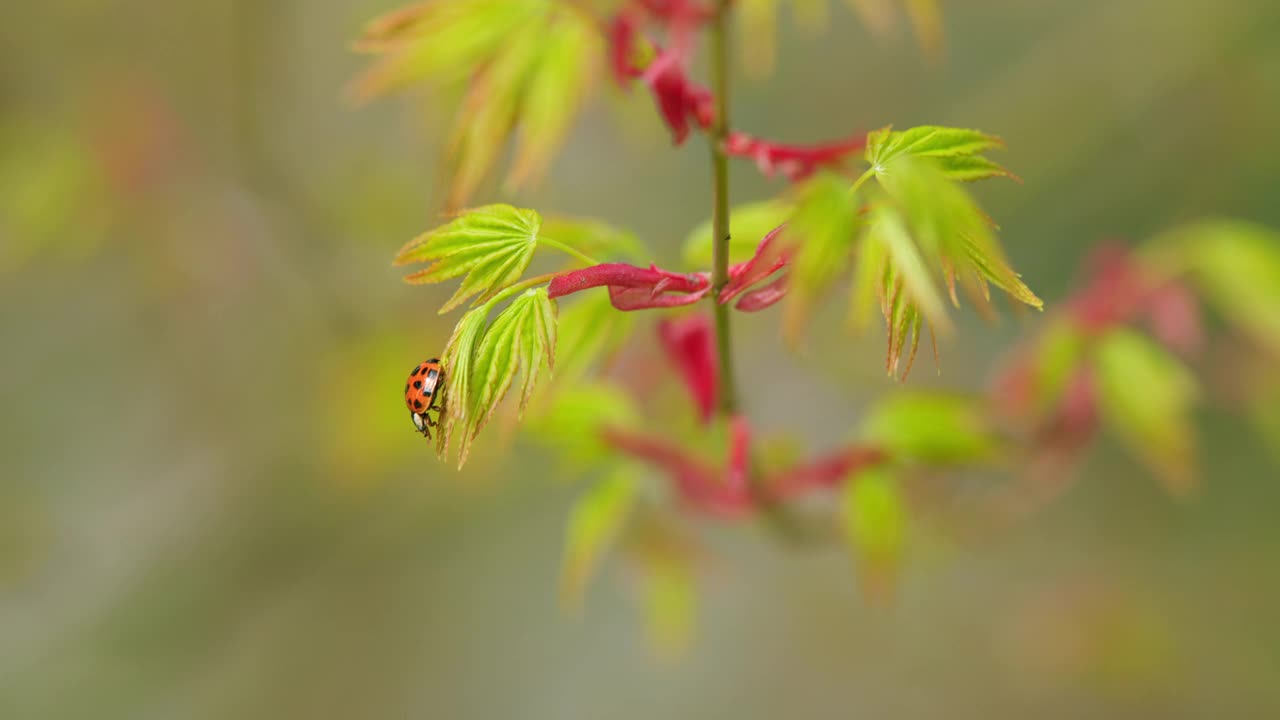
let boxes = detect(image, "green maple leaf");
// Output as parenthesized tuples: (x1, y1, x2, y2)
(395, 204, 541, 313)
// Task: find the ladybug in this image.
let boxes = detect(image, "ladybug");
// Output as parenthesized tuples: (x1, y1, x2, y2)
(404, 357, 445, 439)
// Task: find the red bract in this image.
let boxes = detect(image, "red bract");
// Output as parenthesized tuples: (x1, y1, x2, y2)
(660, 312, 721, 420)
(720, 224, 789, 305)
(658, 314, 720, 423)
(734, 274, 789, 312)
(601, 427, 750, 518)
(603, 421, 888, 519)
(643, 51, 715, 145)
(1067, 244, 1203, 355)
(760, 446, 887, 501)
(606, 0, 717, 145)
(637, 0, 714, 55)
(608, 12, 643, 84)
(1068, 245, 1150, 332)
(548, 262, 710, 310)
(1145, 281, 1203, 356)
(725, 131, 868, 181)
(726, 416, 750, 495)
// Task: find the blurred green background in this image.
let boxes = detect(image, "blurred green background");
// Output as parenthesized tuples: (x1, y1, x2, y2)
(3, 0, 1280, 717)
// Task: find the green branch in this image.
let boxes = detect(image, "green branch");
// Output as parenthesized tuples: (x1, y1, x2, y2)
(708, 0, 738, 416)
(539, 236, 600, 267)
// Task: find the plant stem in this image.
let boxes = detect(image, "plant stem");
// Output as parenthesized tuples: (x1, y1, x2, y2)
(484, 272, 561, 309)
(708, 0, 737, 416)
(539, 237, 600, 267)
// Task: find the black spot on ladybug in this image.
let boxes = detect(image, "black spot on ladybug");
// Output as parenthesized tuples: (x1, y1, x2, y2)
(427, 358, 439, 364)
(423, 387, 433, 396)
(413, 399, 423, 409)
(413, 380, 422, 389)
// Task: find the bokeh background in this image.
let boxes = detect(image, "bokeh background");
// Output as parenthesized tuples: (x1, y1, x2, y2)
(3, 0, 1280, 717)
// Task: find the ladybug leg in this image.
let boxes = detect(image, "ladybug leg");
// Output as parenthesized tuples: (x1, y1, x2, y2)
(425, 375, 446, 427)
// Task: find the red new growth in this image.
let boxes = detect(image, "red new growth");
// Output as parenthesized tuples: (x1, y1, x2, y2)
(1068, 244, 1203, 355)
(717, 224, 792, 311)
(601, 427, 747, 518)
(606, 1, 716, 144)
(658, 313, 720, 423)
(548, 262, 711, 310)
(602, 420, 888, 520)
(725, 131, 868, 181)
(643, 51, 716, 145)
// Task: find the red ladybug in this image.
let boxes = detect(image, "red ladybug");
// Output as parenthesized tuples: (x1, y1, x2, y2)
(404, 358, 444, 439)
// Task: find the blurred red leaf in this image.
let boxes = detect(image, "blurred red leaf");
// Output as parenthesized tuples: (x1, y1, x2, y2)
(658, 313, 720, 423)
(725, 131, 867, 181)
(720, 224, 789, 304)
(761, 446, 887, 501)
(602, 427, 748, 517)
(642, 51, 715, 144)
(1145, 282, 1203, 356)
(735, 274, 788, 312)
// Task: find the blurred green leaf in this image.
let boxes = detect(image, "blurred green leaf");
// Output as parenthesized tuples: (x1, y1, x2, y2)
(1249, 377, 1280, 465)
(682, 199, 794, 268)
(395, 204, 541, 312)
(352, 0, 601, 205)
(865, 205, 948, 377)
(840, 467, 907, 603)
(1031, 319, 1087, 413)
(783, 172, 860, 343)
(560, 469, 637, 609)
(738, 0, 781, 76)
(508, 14, 600, 188)
(443, 28, 544, 207)
(860, 391, 999, 464)
(1152, 220, 1280, 357)
(867, 204, 952, 331)
(1093, 328, 1199, 496)
(849, 218, 889, 331)
(554, 292, 635, 382)
(530, 382, 640, 470)
(0, 123, 107, 269)
(883, 279, 926, 378)
(875, 155, 1041, 312)
(350, 0, 541, 95)
(903, 0, 944, 59)
(632, 535, 697, 660)
(844, 0, 942, 57)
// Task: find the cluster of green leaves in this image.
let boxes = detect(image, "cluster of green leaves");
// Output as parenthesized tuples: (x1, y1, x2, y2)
(1021, 317, 1200, 496)
(1148, 220, 1280, 357)
(1016, 220, 1280, 495)
(739, 0, 943, 75)
(837, 390, 1002, 597)
(351, 0, 601, 207)
(396, 204, 640, 466)
(534, 382, 700, 654)
(701, 125, 1040, 374)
